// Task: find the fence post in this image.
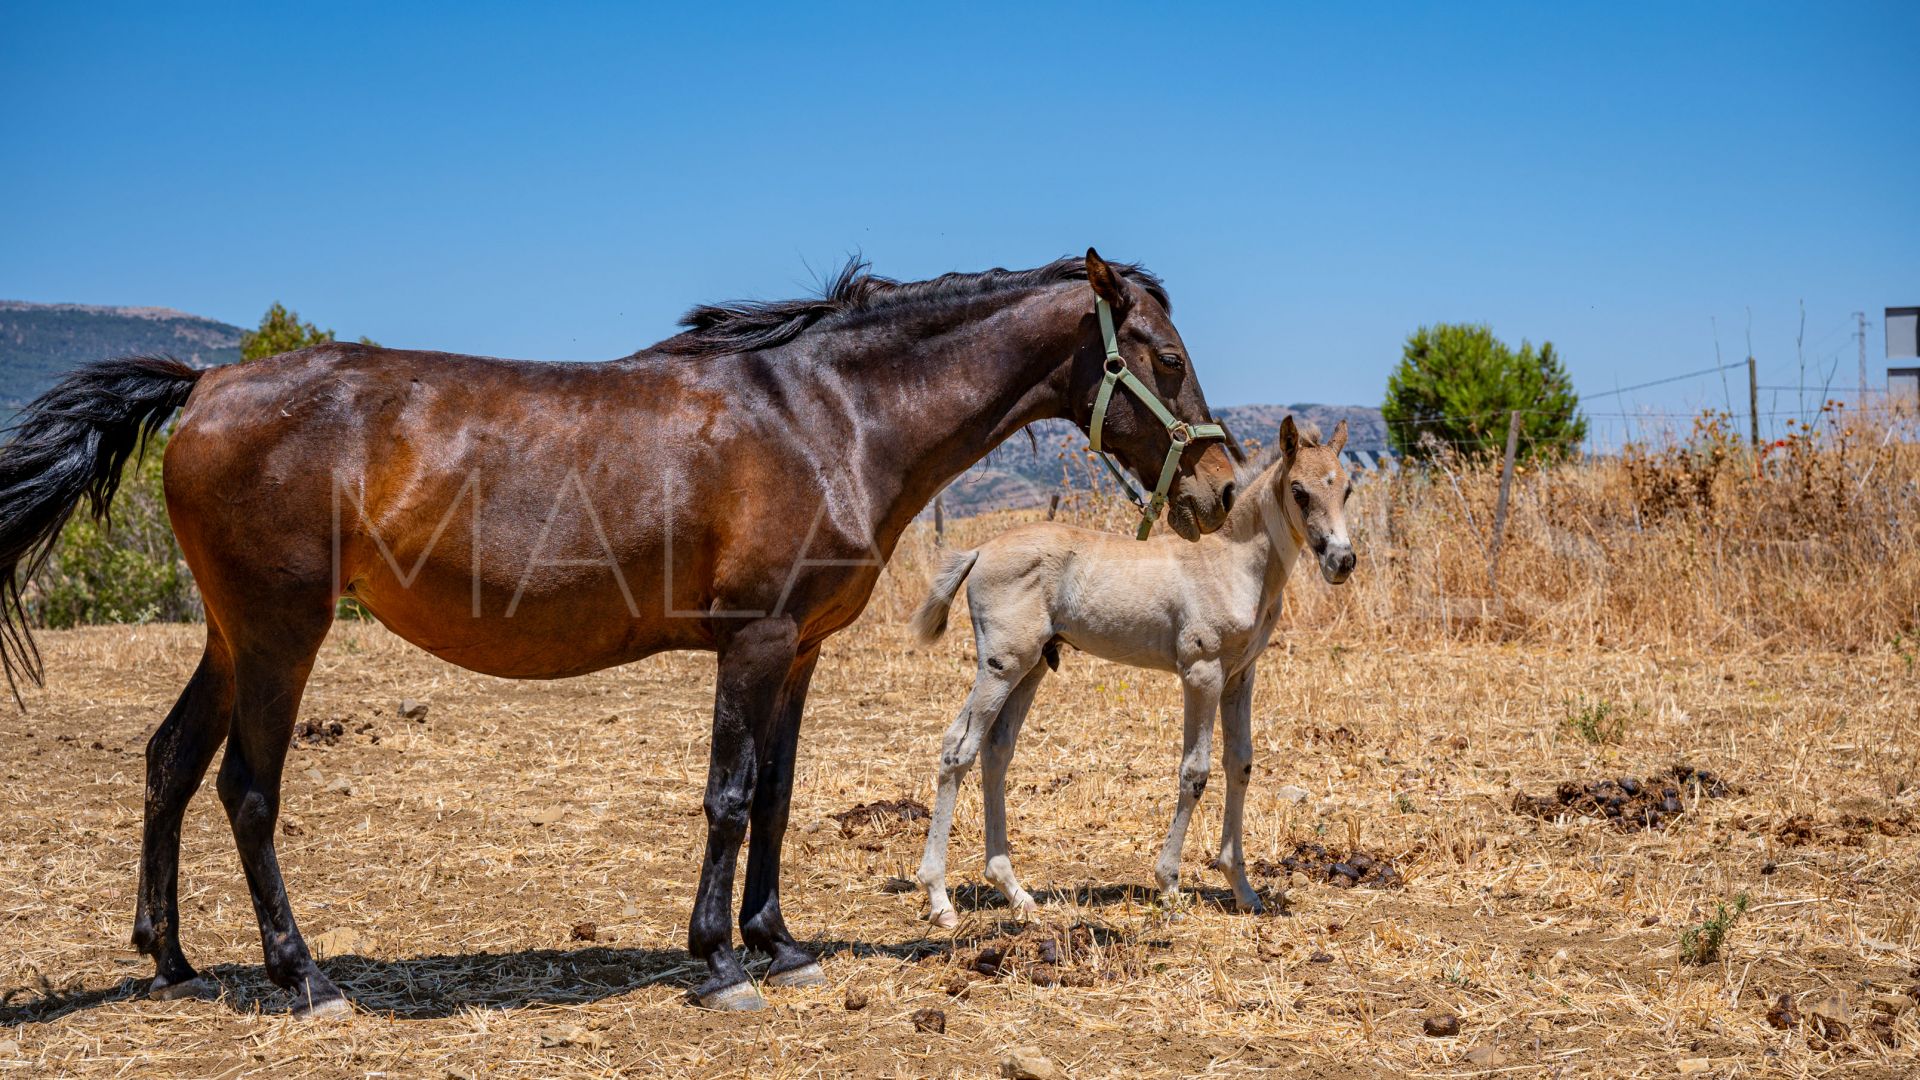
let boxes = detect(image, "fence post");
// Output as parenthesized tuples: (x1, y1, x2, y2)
(1488, 409, 1522, 595)
(934, 492, 945, 545)
(1747, 355, 1759, 448)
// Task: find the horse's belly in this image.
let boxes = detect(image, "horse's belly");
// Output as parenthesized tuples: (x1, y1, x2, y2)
(352, 559, 710, 679)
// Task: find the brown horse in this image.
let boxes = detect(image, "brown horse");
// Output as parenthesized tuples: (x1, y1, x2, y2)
(0, 250, 1236, 1014)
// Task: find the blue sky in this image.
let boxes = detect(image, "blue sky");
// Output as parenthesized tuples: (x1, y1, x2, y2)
(3, 3, 1915, 444)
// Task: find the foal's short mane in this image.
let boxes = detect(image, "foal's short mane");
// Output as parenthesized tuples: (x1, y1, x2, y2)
(654, 256, 1171, 359)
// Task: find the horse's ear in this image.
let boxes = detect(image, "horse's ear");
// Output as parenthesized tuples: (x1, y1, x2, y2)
(1085, 248, 1128, 310)
(1279, 415, 1299, 467)
(1329, 418, 1348, 454)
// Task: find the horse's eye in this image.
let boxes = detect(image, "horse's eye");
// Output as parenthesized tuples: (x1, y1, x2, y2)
(1291, 483, 1310, 507)
(1158, 352, 1185, 370)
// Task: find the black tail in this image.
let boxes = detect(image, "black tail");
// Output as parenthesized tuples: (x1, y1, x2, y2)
(0, 356, 202, 700)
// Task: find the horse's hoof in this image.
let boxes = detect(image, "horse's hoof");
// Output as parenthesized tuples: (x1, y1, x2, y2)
(1013, 901, 1040, 923)
(293, 994, 353, 1020)
(931, 909, 959, 930)
(1238, 898, 1266, 916)
(695, 982, 766, 1011)
(148, 974, 214, 1001)
(765, 961, 827, 989)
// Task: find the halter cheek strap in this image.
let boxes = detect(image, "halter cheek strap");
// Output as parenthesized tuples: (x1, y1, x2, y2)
(1086, 296, 1227, 540)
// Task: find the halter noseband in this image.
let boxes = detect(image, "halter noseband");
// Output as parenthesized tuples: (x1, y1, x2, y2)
(1087, 295, 1227, 540)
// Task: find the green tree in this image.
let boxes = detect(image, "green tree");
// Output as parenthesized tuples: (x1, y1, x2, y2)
(1382, 323, 1587, 461)
(240, 302, 335, 361)
(31, 428, 200, 627)
(240, 302, 377, 361)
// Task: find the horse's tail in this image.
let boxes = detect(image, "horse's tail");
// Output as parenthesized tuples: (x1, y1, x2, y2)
(910, 548, 980, 645)
(0, 355, 203, 699)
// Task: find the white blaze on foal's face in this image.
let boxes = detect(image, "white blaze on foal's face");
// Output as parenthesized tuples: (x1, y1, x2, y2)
(1276, 417, 1357, 584)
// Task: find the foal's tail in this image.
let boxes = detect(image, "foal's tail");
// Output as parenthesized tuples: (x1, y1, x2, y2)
(0, 356, 203, 699)
(910, 548, 980, 645)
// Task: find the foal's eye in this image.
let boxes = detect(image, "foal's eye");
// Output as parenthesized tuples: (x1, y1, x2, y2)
(1157, 352, 1185, 370)
(1291, 483, 1310, 507)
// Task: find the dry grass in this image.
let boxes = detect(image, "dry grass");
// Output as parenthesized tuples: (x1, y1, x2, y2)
(3, 612, 1917, 1077)
(2, 411, 1917, 1077)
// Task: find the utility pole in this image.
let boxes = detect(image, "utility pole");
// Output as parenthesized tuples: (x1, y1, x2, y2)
(1855, 311, 1869, 399)
(1747, 355, 1759, 448)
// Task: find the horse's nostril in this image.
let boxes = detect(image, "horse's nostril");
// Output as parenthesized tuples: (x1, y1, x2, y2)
(1220, 482, 1236, 513)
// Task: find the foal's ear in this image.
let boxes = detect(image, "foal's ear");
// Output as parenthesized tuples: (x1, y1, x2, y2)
(1329, 418, 1348, 454)
(1279, 415, 1300, 465)
(1085, 247, 1128, 310)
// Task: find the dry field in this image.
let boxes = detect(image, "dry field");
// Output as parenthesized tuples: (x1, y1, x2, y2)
(3, 414, 1918, 1077)
(2, 605, 1916, 1077)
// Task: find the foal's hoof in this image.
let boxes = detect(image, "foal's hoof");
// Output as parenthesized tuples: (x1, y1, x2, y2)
(293, 993, 353, 1020)
(930, 909, 959, 930)
(695, 982, 767, 1011)
(765, 961, 828, 989)
(1012, 901, 1041, 924)
(148, 974, 215, 1001)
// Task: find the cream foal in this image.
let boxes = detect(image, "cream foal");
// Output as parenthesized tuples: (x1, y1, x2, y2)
(911, 416, 1356, 927)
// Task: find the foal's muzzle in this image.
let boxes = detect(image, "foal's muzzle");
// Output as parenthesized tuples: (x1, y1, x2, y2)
(1320, 542, 1356, 584)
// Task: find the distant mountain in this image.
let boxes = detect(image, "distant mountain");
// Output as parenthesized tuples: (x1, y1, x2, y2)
(0, 300, 243, 412)
(938, 402, 1387, 517)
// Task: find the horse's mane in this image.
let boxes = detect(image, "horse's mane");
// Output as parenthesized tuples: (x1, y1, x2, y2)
(653, 256, 1171, 359)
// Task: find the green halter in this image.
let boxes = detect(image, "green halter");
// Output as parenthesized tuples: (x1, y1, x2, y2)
(1087, 296, 1227, 540)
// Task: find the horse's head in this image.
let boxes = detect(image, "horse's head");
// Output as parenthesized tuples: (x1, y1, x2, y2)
(1275, 415, 1357, 584)
(1077, 248, 1237, 540)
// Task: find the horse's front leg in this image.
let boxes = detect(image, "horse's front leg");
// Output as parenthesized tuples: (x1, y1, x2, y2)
(738, 648, 823, 988)
(688, 617, 797, 1011)
(1154, 660, 1222, 908)
(1212, 665, 1263, 913)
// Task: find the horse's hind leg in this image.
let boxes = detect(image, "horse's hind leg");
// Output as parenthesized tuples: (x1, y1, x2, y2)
(132, 638, 235, 997)
(1212, 667, 1263, 913)
(917, 636, 1041, 928)
(980, 664, 1045, 921)
(217, 616, 344, 1016)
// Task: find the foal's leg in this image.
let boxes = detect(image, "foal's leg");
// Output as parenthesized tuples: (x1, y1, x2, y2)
(219, 630, 343, 1016)
(917, 638, 1040, 928)
(1153, 660, 1223, 907)
(1212, 666, 1263, 913)
(738, 648, 823, 988)
(980, 664, 1046, 920)
(688, 617, 797, 1010)
(132, 641, 235, 998)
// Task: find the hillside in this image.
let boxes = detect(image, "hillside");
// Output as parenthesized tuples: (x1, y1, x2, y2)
(0, 300, 242, 411)
(939, 402, 1387, 516)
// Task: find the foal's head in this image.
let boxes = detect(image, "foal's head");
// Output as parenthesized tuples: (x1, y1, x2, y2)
(1273, 415, 1357, 584)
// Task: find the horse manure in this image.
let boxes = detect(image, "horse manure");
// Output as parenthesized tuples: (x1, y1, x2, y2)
(973, 946, 1006, 977)
(943, 971, 972, 997)
(294, 719, 346, 746)
(1765, 993, 1798, 1030)
(911, 1007, 946, 1033)
(843, 986, 869, 1011)
(570, 921, 597, 942)
(397, 699, 429, 722)
(1423, 1012, 1461, 1037)
(1252, 842, 1404, 889)
(1773, 805, 1916, 848)
(1512, 764, 1734, 831)
(831, 797, 931, 838)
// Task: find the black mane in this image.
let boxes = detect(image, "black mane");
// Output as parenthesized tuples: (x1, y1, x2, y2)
(654, 256, 1170, 359)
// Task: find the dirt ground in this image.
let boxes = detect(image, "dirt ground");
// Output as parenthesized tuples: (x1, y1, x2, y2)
(2, 618, 1916, 1078)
